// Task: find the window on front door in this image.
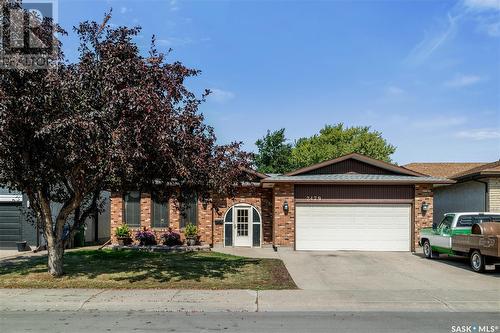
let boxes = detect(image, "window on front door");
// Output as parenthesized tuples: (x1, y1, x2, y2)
(236, 209, 249, 236)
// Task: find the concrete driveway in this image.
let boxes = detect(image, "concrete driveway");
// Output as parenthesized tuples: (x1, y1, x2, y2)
(277, 249, 500, 291)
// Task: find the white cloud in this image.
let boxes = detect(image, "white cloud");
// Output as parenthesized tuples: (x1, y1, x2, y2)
(444, 74, 483, 87)
(463, 0, 500, 11)
(157, 37, 192, 47)
(413, 115, 467, 129)
(170, 0, 179, 12)
(407, 0, 499, 64)
(476, 15, 500, 36)
(385, 86, 405, 95)
(209, 88, 235, 103)
(456, 128, 500, 140)
(406, 13, 460, 64)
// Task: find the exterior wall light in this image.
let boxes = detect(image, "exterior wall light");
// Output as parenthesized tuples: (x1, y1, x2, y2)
(283, 200, 289, 214)
(421, 202, 429, 212)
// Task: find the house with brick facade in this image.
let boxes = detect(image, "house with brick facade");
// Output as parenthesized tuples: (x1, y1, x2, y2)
(110, 153, 453, 252)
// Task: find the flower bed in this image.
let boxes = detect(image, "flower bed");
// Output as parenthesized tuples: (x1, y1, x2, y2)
(107, 244, 211, 253)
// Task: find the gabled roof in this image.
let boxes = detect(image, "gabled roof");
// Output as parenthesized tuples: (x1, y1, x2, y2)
(241, 167, 268, 180)
(285, 153, 424, 177)
(404, 163, 486, 178)
(451, 160, 500, 180)
(261, 174, 454, 184)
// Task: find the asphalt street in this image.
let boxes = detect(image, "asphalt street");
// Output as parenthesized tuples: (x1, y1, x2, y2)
(1, 311, 499, 333)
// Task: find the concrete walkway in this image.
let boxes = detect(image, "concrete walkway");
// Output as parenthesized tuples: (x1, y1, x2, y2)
(0, 245, 103, 260)
(1, 288, 499, 313)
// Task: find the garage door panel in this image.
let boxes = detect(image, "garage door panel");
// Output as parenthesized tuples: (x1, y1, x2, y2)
(0, 234, 21, 241)
(0, 203, 22, 249)
(296, 204, 411, 251)
(298, 240, 410, 251)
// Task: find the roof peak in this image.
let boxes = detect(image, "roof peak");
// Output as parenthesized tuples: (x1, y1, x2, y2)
(285, 153, 424, 177)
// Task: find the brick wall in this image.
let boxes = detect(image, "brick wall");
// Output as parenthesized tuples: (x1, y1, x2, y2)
(414, 184, 434, 250)
(110, 186, 270, 246)
(211, 186, 273, 246)
(110, 192, 122, 244)
(273, 183, 294, 247)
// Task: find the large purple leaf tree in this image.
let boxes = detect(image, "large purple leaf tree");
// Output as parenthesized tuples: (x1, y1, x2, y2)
(0, 4, 250, 276)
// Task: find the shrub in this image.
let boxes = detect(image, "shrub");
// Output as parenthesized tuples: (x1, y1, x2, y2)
(184, 223, 198, 238)
(161, 228, 182, 246)
(115, 224, 131, 238)
(135, 228, 157, 246)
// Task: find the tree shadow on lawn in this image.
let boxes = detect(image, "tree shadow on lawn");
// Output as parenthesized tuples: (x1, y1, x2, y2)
(0, 256, 49, 276)
(0, 250, 262, 284)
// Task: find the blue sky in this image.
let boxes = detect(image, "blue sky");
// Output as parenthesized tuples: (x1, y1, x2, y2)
(58, 0, 500, 164)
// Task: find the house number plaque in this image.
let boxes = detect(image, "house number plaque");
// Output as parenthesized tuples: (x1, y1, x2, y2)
(305, 195, 322, 200)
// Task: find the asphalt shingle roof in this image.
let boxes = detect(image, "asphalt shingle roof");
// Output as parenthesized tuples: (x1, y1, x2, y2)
(262, 174, 453, 184)
(451, 160, 500, 179)
(404, 163, 486, 178)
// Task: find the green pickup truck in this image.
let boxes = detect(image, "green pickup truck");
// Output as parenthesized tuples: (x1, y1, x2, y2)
(419, 212, 500, 272)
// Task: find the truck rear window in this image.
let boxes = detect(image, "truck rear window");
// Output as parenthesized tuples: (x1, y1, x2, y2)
(457, 215, 500, 227)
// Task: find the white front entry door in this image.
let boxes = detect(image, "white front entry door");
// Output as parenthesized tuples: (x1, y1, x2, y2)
(296, 204, 411, 251)
(233, 207, 252, 247)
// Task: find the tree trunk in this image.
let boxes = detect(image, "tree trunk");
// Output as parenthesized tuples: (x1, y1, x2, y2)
(47, 241, 64, 277)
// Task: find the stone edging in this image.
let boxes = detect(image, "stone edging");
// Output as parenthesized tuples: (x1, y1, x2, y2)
(106, 244, 211, 253)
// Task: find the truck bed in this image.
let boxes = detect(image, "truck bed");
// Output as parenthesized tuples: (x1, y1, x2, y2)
(452, 234, 500, 257)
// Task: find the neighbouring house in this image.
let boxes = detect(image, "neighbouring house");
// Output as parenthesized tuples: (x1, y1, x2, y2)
(0, 188, 36, 249)
(0, 188, 111, 250)
(405, 161, 500, 225)
(110, 153, 453, 251)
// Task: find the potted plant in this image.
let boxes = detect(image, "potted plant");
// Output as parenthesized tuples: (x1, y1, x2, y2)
(135, 227, 157, 246)
(160, 227, 182, 246)
(184, 223, 198, 246)
(115, 224, 132, 246)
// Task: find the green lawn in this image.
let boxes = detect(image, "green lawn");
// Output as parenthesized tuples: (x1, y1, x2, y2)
(0, 249, 297, 290)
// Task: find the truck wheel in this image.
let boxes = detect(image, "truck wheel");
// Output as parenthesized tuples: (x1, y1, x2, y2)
(423, 240, 434, 259)
(470, 250, 485, 273)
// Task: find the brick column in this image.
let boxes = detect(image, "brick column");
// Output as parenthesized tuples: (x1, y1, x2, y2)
(198, 201, 213, 245)
(414, 184, 433, 251)
(273, 184, 295, 247)
(110, 192, 123, 244)
(140, 193, 151, 229)
(169, 199, 181, 231)
(261, 188, 274, 245)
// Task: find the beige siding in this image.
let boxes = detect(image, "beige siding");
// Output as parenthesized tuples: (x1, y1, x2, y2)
(489, 178, 500, 212)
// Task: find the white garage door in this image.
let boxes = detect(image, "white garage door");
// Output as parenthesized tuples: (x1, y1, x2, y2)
(296, 204, 411, 251)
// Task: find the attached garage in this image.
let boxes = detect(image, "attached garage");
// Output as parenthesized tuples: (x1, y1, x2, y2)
(0, 202, 22, 249)
(261, 153, 454, 251)
(296, 203, 411, 251)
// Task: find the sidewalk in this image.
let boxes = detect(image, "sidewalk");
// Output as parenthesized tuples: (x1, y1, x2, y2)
(1, 289, 498, 313)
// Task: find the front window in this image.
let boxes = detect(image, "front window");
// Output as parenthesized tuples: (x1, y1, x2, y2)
(123, 191, 141, 227)
(180, 194, 198, 228)
(151, 197, 169, 228)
